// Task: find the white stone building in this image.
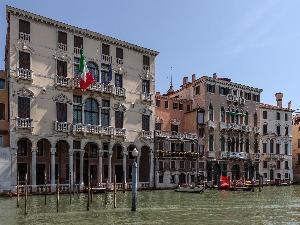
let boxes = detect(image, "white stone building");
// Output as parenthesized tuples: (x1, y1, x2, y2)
(4, 6, 158, 192)
(259, 93, 293, 183)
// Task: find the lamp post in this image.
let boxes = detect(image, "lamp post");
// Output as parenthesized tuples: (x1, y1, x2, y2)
(131, 147, 139, 212)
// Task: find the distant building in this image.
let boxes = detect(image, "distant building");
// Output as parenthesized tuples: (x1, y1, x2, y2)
(259, 93, 293, 183)
(292, 114, 300, 183)
(0, 70, 9, 147)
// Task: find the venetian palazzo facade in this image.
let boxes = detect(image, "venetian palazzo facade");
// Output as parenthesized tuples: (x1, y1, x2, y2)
(155, 74, 263, 186)
(4, 6, 158, 191)
(258, 93, 293, 183)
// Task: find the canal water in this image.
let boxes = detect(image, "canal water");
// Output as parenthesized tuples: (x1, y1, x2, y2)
(1, 186, 300, 225)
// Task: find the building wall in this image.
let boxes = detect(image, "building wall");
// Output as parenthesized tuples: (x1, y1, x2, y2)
(292, 115, 300, 183)
(0, 70, 9, 147)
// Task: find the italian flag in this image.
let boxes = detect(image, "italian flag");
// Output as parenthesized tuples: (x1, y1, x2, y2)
(79, 49, 94, 90)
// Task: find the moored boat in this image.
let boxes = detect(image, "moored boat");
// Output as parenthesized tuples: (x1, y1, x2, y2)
(175, 185, 204, 193)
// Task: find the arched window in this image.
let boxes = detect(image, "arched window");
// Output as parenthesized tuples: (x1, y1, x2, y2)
(220, 136, 225, 152)
(209, 134, 214, 151)
(84, 98, 99, 125)
(245, 139, 249, 153)
(87, 61, 99, 82)
(231, 138, 235, 152)
(227, 138, 231, 152)
(220, 107, 225, 122)
(209, 104, 214, 121)
(254, 113, 258, 126)
(270, 140, 274, 153)
(236, 137, 239, 152)
(240, 139, 244, 152)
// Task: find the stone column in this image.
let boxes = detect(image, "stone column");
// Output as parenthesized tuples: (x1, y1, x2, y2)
(80, 150, 84, 189)
(69, 150, 74, 188)
(149, 149, 154, 187)
(123, 150, 127, 186)
(50, 148, 56, 192)
(108, 152, 112, 183)
(31, 147, 37, 190)
(10, 148, 17, 190)
(82, 104, 85, 124)
(98, 150, 103, 185)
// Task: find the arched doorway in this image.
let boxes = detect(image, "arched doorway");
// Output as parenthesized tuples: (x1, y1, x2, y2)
(84, 142, 98, 185)
(139, 146, 150, 182)
(36, 139, 51, 185)
(232, 164, 240, 180)
(213, 164, 221, 185)
(56, 140, 69, 184)
(112, 144, 124, 183)
(179, 173, 186, 184)
(17, 138, 32, 184)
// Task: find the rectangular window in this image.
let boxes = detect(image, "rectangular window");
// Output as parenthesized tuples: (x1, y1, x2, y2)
(197, 111, 204, 124)
(56, 102, 67, 122)
(179, 103, 183, 110)
(263, 111, 267, 119)
(73, 95, 82, 124)
(277, 161, 281, 169)
(116, 47, 123, 59)
(18, 97, 30, 118)
(102, 44, 110, 55)
(285, 161, 289, 169)
(252, 94, 260, 102)
(263, 161, 267, 169)
(74, 57, 80, 78)
(74, 35, 83, 48)
(57, 60, 67, 77)
(277, 126, 281, 136)
(298, 139, 300, 148)
(285, 127, 289, 136)
(285, 144, 288, 155)
(173, 102, 178, 110)
(187, 105, 190, 112)
(195, 86, 200, 95)
(19, 51, 30, 69)
(155, 123, 161, 131)
(285, 113, 288, 121)
(142, 79, 150, 94)
(245, 92, 251, 100)
(219, 86, 227, 95)
(263, 143, 267, 153)
(115, 111, 124, 128)
(58, 31, 67, 45)
(171, 161, 176, 170)
(142, 115, 150, 131)
(101, 69, 109, 85)
(207, 84, 215, 93)
(19, 19, 30, 34)
(115, 73, 123, 88)
(263, 124, 268, 134)
(0, 103, 5, 120)
(180, 161, 184, 169)
(277, 112, 280, 120)
(171, 124, 178, 132)
(101, 100, 110, 127)
(156, 100, 160, 107)
(164, 101, 168, 108)
(143, 55, 150, 66)
(0, 79, 5, 89)
(276, 143, 280, 154)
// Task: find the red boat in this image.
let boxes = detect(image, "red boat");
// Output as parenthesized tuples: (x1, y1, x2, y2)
(220, 176, 230, 190)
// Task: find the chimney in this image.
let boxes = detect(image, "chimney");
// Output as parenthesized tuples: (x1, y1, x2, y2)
(192, 74, 196, 82)
(183, 77, 188, 85)
(275, 92, 283, 108)
(288, 101, 291, 110)
(213, 73, 217, 79)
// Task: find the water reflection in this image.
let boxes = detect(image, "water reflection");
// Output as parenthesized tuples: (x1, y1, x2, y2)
(1, 186, 300, 224)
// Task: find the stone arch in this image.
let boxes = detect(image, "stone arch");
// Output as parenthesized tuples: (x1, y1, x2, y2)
(36, 138, 51, 184)
(17, 137, 32, 184)
(139, 145, 150, 182)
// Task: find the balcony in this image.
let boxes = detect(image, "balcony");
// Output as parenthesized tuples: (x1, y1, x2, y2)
(141, 131, 153, 139)
(16, 117, 32, 129)
(17, 68, 32, 80)
(72, 124, 114, 136)
(184, 133, 197, 140)
(115, 87, 126, 97)
(86, 124, 102, 134)
(57, 42, 67, 51)
(102, 126, 114, 136)
(115, 128, 126, 137)
(116, 58, 123, 65)
(102, 54, 112, 64)
(220, 122, 227, 130)
(227, 95, 245, 105)
(102, 84, 114, 94)
(141, 92, 152, 102)
(220, 151, 229, 159)
(55, 76, 70, 87)
(19, 32, 30, 42)
(169, 131, 184, 139)
(207, 120, 216, 129)
(143, 65, 150, 73)
(54, 121, 71, 132)
(74, 47, 81, 55)
(154, 130, 169, 138)
(229, 152, 249, 160)
(88, 82, 102, 92)
(207, 151, 216, 159)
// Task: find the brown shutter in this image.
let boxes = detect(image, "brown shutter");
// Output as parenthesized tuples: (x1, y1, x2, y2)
(143, 55, 150, 66)
(19, 51, 30, 70)
(58, 31, 67, 44)
(0, 103, 4, 120)
(57, 60, 67, 77)
(116, 47, 123, 59)
(74, 35, 83, 48)
(56, 102, 67, 122)
(18, 97, 30, 118)
(102, 44, 110, 55)
(19, 19, 30, 34)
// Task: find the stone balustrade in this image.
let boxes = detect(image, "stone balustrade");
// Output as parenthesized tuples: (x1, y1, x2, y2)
(16, 117, 32, 129)
(19, 32, 31, 42)
(17, 68, 32, 80)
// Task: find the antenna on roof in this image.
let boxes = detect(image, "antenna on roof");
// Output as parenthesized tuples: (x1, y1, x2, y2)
(167, 66, 174, 94)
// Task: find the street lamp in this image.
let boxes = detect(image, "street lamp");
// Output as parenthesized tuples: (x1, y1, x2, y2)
(131, 147, 139, 211)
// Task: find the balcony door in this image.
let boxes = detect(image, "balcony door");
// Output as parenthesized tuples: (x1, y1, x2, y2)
(18, 97, 30, 118)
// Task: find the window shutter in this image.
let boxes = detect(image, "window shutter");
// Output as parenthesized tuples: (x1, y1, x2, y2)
(19, 51, 30, 70)
(56, 102, 67, 122)
(19, 19, 30, 34)
(0, 103, 4, 120)
(143, 55, 150, 66)
(102, 44, 110, 55)
(18, 97, 30, 118)
(58, 31, 67, 44)
(116, 48, 123, 59)
(74, 36, 83, 48)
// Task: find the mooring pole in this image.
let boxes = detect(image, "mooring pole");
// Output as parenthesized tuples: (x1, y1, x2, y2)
(113, 174, 117, 208)
(131, 161, 137, 211)
(56, 174, 59, 213)
(73, 171, 75, 196)
(69, 172, 72, 205)
(252, 179, 255, 192)
(90, 174, 93, 203)
(87, 174, 90, 211)
(24, 173, 27, 215)
(17, 172, 19, 208)
(104, 180, 108, 205)
(44, 171, 47, 205)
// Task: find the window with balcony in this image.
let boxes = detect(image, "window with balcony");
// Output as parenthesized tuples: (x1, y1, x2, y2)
(18, 97, 30, 118)
(276, 112, 280, 120)
(101, 99, 110, 127)
(116, 47, 123, 60)
(0, 103, 4, 120)
(207, 84, 215, 93)
(220, 107, 225, 122)
(84, 98, 99, 125)
(0, 79, 5, 89)
(209, 135, 214, 151)
(277, 161, 281, 169)
(73, 95, 82, 124)
(102, 44, 110, 55)
(276, 143, 280, 154)
(74, 35, 83, 49)
(209, 104, 214, 121)
(285, 143, 289, 155)
(263, 143, 267, 153)
(57, 60, 67, 77)
(56, 102, 67, 122)
(171, 124, 178, 133)
(101, 66, 110, 85)
(263, 111, 267, 119)
(142, 79, 150, 94)
(270, 140, 274, 154)
(115, 111, 124, 128)
(142, 114, 150, 131)
(74, 57, 80, 78)
(115, 73, 123, 88)
(263, 161, 267, 169)
(87, 61, 99, 82)
(143, 55, 150, 66)
(57, 31, 67, 50)
(254, 113, 258, 126)
(164, 101, 168, 108)
(263, 124, 268, 134)
(19, 51, 30, 70)
(19, 19, 30, 40)
(276, 125, 281, 136)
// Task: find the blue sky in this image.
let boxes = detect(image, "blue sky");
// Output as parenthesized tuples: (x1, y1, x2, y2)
(0, 0, 299, 110)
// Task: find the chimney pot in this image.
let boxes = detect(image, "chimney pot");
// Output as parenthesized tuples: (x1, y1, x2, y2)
(183, 77, 188, 85)
(192, 74, 196, 82)
(275, 92, 283, 108)
(288, 101, 291, 110)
